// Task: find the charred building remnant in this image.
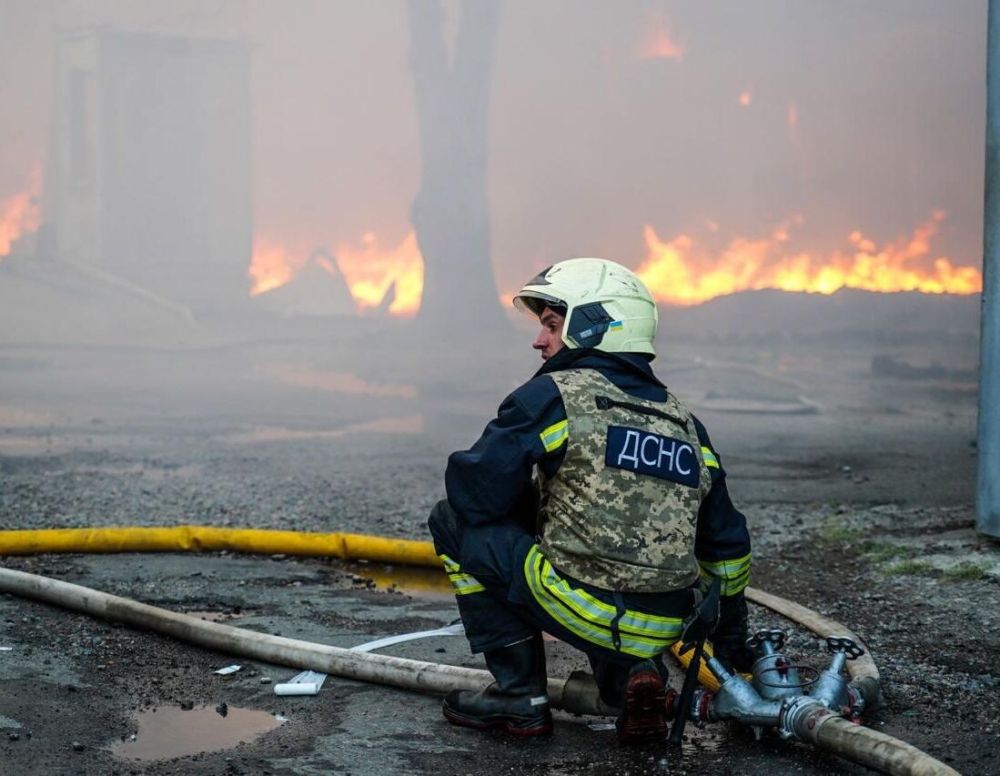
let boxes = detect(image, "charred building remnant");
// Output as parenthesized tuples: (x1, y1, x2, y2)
(407, 1, 506, 332)
(45, 28, 252, 313)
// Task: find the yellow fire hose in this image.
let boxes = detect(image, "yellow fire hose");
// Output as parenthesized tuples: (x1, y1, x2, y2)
(0, 525, 439, 566)
(0, 525, 875, 689)
(0, 525, 954, 774)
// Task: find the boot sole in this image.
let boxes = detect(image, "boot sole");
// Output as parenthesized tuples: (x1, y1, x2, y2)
(442, 704, 553, 737)
(617, 671, 668, 743)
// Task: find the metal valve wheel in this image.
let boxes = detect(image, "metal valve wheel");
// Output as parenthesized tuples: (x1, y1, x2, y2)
(748, 628, 786, 651)
(826, 635, 865, 660)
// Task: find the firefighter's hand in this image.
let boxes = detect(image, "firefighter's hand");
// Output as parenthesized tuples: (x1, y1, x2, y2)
(711, 592, 755, 673)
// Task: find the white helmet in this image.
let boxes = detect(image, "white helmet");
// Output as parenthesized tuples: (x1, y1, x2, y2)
(513, 258, 658, 355)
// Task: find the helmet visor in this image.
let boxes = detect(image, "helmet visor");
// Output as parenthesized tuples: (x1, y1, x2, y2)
(512, 289, 566, 318)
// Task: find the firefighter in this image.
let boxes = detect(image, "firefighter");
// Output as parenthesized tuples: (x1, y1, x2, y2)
(428, 258, 753, 741)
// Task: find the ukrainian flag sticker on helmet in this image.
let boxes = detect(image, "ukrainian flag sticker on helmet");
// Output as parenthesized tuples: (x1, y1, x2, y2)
(609, 321, 623, 331)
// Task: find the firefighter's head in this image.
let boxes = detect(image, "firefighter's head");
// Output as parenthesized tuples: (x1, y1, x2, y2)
(513, 258, 658, 359)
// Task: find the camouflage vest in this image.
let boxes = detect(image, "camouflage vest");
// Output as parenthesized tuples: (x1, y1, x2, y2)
(538, 368, 711, 593)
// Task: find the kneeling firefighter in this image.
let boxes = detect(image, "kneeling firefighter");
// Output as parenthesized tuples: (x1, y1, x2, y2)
(428, 258, 753, 741)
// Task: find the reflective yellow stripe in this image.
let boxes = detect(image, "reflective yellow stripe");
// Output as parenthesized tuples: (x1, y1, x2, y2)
(448, 572, 486, 595)
(699, 553, 751, 577)
(439, 553, 485, 595)
(698, 553, 751, 596)
(528, 551, 678, 655)
(523, 546, 683, 658)
(526, 554, 619, 651)
(701, 446, 720, 469)
(539, 419, 569, 453)
(537, 567, 682, 639)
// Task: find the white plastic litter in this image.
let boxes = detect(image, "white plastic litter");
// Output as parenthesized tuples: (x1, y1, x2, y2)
(213, 664, 242, 675)
(274, 669, 327, 696)
(0, 647, 13, 652)
(349, 621, 466, 653)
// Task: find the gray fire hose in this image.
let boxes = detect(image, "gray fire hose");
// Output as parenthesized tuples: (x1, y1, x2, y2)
(0, 566, 958, 776)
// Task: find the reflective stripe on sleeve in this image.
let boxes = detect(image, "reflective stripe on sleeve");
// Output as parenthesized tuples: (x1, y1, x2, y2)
(539, 419, 569, 453)
(523, 545, 683, 658)
(700, 446, 720, 469)
(697, 553, 751, 596)
(439, 553, 486, 595)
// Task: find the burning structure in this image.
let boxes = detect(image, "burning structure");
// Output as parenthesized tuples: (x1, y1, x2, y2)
(0, 3, 986, 335)
(43, 27, 251, 314)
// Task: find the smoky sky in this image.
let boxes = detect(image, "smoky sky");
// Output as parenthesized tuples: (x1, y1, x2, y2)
(0, 0, 987, 298)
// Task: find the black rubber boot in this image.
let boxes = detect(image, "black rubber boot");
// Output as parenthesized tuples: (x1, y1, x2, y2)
(442, 635, 553, 736)
(615, 659, 670, 744)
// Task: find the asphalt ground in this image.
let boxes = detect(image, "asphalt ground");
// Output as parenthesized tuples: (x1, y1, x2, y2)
(0, 334, 997, 775)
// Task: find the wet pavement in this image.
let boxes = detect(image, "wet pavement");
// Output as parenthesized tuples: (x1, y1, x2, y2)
(0, 333, 996, 774)
(2, 534, 992, 775)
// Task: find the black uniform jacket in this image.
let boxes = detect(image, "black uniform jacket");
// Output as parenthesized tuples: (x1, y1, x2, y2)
(444, 347, 752, 593)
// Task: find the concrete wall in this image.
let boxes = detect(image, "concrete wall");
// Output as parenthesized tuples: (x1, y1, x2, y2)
(48, 28, 252, 313)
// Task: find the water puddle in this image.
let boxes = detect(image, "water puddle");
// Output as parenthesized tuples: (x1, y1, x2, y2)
(257, 362, 416, 398)
(0, 405, 59, 427)
(343, 561, 453, 599)
(111, 704, 284, 762)
(230, 414, 423, 443)
(0, 434, 69, 455)
(684, 724, 727, 753)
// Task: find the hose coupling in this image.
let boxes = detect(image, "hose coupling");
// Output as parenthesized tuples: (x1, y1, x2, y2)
(664, 687, 680, 721)
(778, 695, 833, 741)
(688, 687, 714, 724)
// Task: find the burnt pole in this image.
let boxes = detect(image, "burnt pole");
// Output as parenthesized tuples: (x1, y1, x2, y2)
(979, 0, 1000, 538)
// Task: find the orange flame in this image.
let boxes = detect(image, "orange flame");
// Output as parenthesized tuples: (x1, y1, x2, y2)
(738, 90, 753, 107)
(248, 238, 304, 296)
(335, 231, 424, 317)
(637, 13, 683, 61)
(0, 167, 42, 257)
(248, 231, 424, 316)
(636, 212, 982, 306)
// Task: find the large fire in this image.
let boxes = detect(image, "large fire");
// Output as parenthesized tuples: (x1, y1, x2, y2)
(0, 168, 42, 257)
(257, 215, 979, 318)
(335, 231, 423, 316)
(636, 211, 982, 306)
(249, 230, 424, 317)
